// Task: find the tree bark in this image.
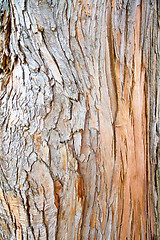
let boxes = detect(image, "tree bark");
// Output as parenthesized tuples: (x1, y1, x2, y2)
(0, 0, 159, 239)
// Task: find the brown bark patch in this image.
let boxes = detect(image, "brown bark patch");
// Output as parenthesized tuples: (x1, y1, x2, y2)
(78, 175, 84, 202)
(54, 180, 63, 209)
(34, 133, 42, 151)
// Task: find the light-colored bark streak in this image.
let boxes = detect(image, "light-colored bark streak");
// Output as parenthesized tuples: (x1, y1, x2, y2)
(0, 0, 159, 239)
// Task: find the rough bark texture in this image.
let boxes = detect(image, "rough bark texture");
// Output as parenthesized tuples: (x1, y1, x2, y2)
(0, 0, 159, 239)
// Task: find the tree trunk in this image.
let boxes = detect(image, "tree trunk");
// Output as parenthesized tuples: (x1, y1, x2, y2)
(0, 0, 159, 239)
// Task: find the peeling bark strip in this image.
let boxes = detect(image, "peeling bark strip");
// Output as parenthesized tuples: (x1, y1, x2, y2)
(0, 0, 159, 239)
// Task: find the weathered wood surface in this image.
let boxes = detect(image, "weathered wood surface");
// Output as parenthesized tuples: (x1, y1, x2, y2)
(0, 0, 159, 239)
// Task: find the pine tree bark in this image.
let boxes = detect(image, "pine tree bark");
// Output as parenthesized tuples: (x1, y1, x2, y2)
(0, 0, 159, 239)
